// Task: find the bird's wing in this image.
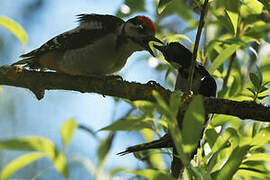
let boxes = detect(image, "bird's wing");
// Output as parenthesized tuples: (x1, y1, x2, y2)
(196, 64, 217, 97)
(20, 14, 125, 58)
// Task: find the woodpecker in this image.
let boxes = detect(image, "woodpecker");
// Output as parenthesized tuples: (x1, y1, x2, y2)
(118, 42, 217, 155)
(12, 14, 162, 76)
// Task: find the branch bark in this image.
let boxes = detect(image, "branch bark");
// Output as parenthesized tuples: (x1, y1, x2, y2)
(0, 65, 270, 121)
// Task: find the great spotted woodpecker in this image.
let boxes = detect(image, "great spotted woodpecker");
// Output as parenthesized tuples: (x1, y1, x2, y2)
(118, 42, 217, 155)
(12, 14, 162, 76)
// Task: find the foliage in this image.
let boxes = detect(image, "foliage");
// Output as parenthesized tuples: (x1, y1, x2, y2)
(1, 0, 270, 179)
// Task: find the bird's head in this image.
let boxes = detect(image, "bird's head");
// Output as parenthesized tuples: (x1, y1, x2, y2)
(154, 42, 192, 69)
(124, 16, 163, 56)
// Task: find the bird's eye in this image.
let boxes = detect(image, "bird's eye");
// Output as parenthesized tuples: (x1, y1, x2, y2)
(137, 25, 145, 33)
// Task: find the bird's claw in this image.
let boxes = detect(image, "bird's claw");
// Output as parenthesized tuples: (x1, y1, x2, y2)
(105, 75, 123, 81)
(146, 80, 162, 88)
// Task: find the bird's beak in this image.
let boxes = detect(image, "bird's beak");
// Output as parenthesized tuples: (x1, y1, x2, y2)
(144, 37, 163, 57)
(153, 44, 166, 54)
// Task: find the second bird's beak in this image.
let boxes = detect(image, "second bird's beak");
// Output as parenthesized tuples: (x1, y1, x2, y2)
(153, 44, 166, 54)
(144, 37, 163, 57)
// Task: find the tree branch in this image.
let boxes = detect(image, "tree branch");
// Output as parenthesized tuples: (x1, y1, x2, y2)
(0, 65, 270, 121)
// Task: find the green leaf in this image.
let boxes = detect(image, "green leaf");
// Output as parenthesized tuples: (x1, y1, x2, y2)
(0, 16, 28, 46)
(225, 10, 238, 35)
(249, 72, 261, 92)
(99, 116, 152, 131)
(153, 91, 171, 118)
(251, 128, 270, 148)
(1, 152, 46, 180)
(157, 0, 173, 14)
(228, 76, 238, 97)
(158, 0, 194, 26)
(223, 0, 240, 12)
(110, 167, 126, 176)
(257, 95, 268, 100)
(247, 88, 256, 96)
(126, 169, 176, 180)
(61, 118, 77, 147)
(244, 153, 270, 162)
(258, 0, 270, 13)
(236, 168, 270, 179)
(240, 0, 264, 17)
(116, 0, 146, 18)
(205, 129, 219, 148)
(259, 86, 268, 93)
(211, 145, 250, 180)
(255, 65, 263, 85)
(0, 137, 68, 178)
(182, 95, 205, 154)
(169, 90, 183, 117)
(132, 100, 156, 113)
(208, 44, 240, 73)
(97, 132, 114, 167)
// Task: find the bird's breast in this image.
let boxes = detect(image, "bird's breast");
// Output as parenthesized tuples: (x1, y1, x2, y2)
(59, 34, 135, 76)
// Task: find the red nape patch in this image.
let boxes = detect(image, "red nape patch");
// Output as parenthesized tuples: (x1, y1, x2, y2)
(137, 16, 156, 33)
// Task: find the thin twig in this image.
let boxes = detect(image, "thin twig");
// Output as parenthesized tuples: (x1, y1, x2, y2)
(187, 0, 209, 92)
(222, 53, 236, 90)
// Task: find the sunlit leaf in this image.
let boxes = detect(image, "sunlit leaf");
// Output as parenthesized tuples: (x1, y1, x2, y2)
(258, 0, 270, 13)
(236, 168, 270, 179)
(158, 0, 173, 14)
(169, 90, 183, 118)
(247, 88, 256, 96)
(211, 145, 250, 180)
(182, 95, 205, 154)
(98, 132, 114, 167)
(0, 152, 46, 180)
(251, 128, 270, 148)
(99, 116, 152, 131)
(228, 76, 238, 97)
(0, 137, 68, 177)
(0, 16, 28, 46)
(126, 169, 176, 180)
(153, 90, 171, 118)
(257, 95, 268, 100)
(240, 0, 264, 17)
(209, 45, 240, 73)
(61, 118, 77, 147)
(132, 100, 156, 113)
(244, 153, 270, 162)
(249, 73, 261, 92)
(225, 10, 238, 35)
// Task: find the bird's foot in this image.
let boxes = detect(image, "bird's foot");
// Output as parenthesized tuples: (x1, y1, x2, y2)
(146, 80, 163, 88)
(179, 90, 195, 112)
(101, 75, 123, 97)
(104, 75, 123, 81)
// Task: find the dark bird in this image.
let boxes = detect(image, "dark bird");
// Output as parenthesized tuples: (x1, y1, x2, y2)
(118, 42, 217, 156)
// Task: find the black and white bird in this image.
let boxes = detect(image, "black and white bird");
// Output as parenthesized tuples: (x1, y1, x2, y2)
(118, 42, 217, 155)
(12, 14, 162, 76)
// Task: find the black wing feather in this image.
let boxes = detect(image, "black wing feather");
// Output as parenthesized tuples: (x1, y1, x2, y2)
(21, 14, 124, 58)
